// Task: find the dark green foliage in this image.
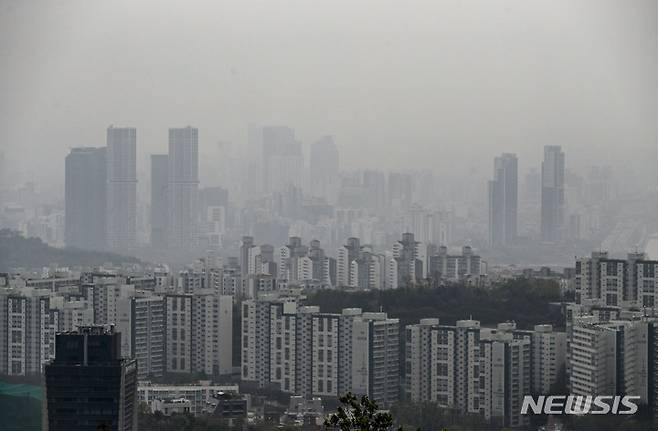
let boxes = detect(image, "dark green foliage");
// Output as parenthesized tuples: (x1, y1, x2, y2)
(308, 278, 564, 330)
(325, 392, 397, 431)
(0, 229, 141, 271)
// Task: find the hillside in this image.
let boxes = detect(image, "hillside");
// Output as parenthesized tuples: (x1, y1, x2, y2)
(306, 278, 565, 330)
(0, 229, 141, 271)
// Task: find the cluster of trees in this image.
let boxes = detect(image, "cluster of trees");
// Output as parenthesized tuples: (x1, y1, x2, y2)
(308, 278, 565, 330)
(0, 229, 140, 271)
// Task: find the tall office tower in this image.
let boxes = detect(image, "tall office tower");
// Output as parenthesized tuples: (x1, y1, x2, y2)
(167, 127, 199, 250)
(261, 126, 303, 194)
(116, 295, 165, 380)
(540, 145, 565, 242)
(0, 290, 58, 376)
(106, 126, 137, 252)
(405, 318, 440, 402)
(44, 326, 138, 431)
(150, 154, 168, 248)
(240, 236, 255, 277)
(310, 135, 339, 203)
(488, 153, 518, 248)
(351, 312, 400, 408)
(64, 147, 107, 250)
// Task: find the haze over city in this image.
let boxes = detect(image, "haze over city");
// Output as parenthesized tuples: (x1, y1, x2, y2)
(1, 0, 657, 190)
(2, 2, 658, 431)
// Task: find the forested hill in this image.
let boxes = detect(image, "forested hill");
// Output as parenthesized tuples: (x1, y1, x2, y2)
(0, 229, 141, 271)
(307, 278, 565, 330)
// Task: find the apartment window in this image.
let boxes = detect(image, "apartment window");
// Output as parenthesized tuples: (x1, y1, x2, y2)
(318, 380, 324, 392)
(180, 329, 186, 340)
(180, 358, 185, 369)
(327, 380, 332, 393)
(327, 350, 333, 362)
(171, 358, 177, 370)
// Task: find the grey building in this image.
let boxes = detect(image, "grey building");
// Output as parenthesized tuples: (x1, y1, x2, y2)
(106, 126, 137, 252)
(541, 145, 565, 242)
(150, 154, 168, 248)
(64, 147, 107, 250)
(488, 153, 518, 247)
(167, 127, 199, 250)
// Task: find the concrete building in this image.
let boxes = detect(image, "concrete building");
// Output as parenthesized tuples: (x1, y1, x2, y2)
(405, 318, 440, 402)
(574, 251, 656, 308)
(117, 294, 165, 380)
(351, 312, 400, 408)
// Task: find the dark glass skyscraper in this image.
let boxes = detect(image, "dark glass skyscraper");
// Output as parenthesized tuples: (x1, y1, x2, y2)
(488, 153, 518, 247)
(44, 326, 138, 431)
(64, 147, 107, 250)
(541, 145, 565, 242)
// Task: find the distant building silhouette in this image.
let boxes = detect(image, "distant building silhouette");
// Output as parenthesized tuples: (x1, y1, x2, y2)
(64, 147, 107, 250)
(261, 126, 302, 194)
(167, 127, 199, 250)
(106, 126, 137, 252)
(540, 145, 565, 242)
(150, 154, 168, 248)
(488, 153, 518, 247)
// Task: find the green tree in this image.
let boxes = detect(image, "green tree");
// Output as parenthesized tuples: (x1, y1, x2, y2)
(325, 393, 449, 431)
(325, 393, 397, 431)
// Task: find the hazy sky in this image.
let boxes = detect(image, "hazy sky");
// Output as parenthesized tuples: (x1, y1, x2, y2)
(1, 0, 657, 190)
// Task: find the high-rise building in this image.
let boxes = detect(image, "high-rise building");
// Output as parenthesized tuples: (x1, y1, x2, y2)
(0, 289, 58, 376)
(351, 312, 400, 408)
(64, 147, 107, 250)
(574, 251, 653, 308)
(167, 127, 199, 250)
(405, 318, 440, 402)
(150, 154, 168, 248)
(106, 126, 137, 252)
(488, 153, 518, 247)
(261, 126, 303, 194)
(310, 135, 339, 203)
(44, 326, 138, 431)
(117, 295, 165, 380)
(541, 145, 565, 242)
